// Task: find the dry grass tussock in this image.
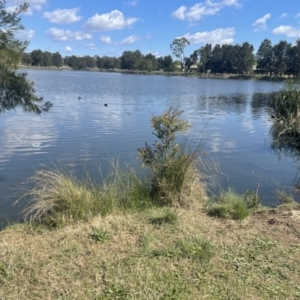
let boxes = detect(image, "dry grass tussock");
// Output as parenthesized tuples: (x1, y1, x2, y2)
(0, 202, 300, 299)
(16, 159, 206, 228)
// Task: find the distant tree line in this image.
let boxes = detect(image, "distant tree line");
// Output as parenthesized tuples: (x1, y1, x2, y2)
(21, 49, 176, 72)
(185, 38, 300, 77)
(20, 38, 300, 77)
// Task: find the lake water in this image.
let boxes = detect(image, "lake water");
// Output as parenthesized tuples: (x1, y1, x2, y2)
(0, 69, 298, 223)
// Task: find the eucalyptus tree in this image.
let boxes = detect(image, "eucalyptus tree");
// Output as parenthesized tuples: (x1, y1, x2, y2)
(0, 1, 51, 113)
(170, 37, 190, 72)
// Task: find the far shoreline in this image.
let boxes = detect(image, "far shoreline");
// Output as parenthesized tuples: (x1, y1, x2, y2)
(18, 64, 288, 82)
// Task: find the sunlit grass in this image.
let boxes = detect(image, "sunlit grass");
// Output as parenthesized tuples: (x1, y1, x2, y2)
(17, 162, 153, 227)
(207, 188, 250, 220)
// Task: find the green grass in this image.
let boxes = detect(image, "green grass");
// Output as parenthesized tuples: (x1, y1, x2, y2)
(207, 188, 250, 220)
(152, 237, 213, 262)
(1, 203, 300, 299)
(89, 227, 111, 243)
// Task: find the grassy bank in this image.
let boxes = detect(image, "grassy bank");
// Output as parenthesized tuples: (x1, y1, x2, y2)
(1, 202, 300, 299)
(19, 64, 293, 82)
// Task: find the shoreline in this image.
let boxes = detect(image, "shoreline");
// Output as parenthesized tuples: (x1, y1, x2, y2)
(19, 64, 288, 81)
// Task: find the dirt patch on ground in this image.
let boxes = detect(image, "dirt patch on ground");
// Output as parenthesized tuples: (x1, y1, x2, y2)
(248, 204, 300, 244)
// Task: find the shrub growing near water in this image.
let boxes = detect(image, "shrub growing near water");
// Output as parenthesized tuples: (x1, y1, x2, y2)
(138, 107, 205, 206)
(19, 108, 206, 227)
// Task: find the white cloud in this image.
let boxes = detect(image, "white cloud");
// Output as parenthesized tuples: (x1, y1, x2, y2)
(65, 46, 72, 52)
(83, 10, 138, 31)
(119, 34, 140, 45)
(295, 13, 300, 18)
(125, 0, 139, 6)
(85, 43, 97, 50)
(43, 8, 82, 24)
(253, 13, 271, 32)
(171, 0, 240, 22)
(182, 27, 235, 45)
(45, 28, 92, 41)
(99, 35, 112, 44)
(17, 29, 35, 40)
(6, 0, 46, 11)
(272, 25, 300, 37)
(279, 13, 288, 19)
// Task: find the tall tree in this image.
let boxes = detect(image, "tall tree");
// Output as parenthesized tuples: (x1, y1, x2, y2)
(256, 39, 273, 75)
(0, 1, 51, 114)
(170, 37, 190, 72)
(52, 52, 63, 68)
(210, 44, 223, 73)
(199, 44, 212, 73)
(272, 40, 290, 76)
(286, 39, 300, 77)
(236, 42, 255, 75)
(30, 49, 44, 66)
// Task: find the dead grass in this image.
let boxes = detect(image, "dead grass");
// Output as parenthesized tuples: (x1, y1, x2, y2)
(0, 202, 300, 299)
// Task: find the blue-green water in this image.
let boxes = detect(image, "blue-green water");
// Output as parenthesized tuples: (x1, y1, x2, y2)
(1, 69, 295, 223)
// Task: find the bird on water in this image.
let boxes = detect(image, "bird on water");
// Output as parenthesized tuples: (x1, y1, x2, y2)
(104, 103, 108, 107)
(78, 96, 82, 100)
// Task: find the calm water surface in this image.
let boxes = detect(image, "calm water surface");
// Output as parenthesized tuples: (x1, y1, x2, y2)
(0, 69, 297, 223)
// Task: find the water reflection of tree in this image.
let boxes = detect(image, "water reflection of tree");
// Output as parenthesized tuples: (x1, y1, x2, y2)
(197, 93, 247, 114)
(251, 92, 272, 118)
(270, 122, 300, 187)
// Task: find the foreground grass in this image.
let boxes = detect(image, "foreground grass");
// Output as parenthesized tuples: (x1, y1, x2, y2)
(0, 202, 300, 299)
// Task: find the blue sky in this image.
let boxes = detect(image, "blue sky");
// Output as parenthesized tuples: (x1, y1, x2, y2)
(7, 0, 300, 57)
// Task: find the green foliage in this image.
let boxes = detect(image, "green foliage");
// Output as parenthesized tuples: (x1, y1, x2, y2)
(152, 237, 213, 262)
(207, 188, 249, 220)
(244, 189, 261, 209)
(89, 227, 111, 243)
(138, 108, 201, 206)
(0, 1, 52, 114)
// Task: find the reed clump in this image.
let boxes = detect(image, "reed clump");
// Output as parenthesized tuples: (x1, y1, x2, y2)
(269, 80, 300, 147)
